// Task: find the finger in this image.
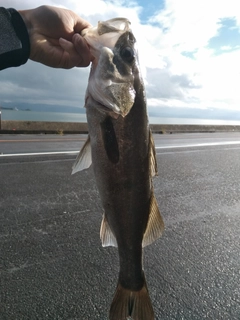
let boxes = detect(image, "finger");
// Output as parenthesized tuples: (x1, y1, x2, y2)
(74, 17, 92, 34)
(59, 37, 75, 52)
(72, 33, 93, 66)
(59, 37, 86, 68)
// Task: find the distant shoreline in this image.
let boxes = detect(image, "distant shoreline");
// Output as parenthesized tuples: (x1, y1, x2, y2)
(1, 120, 240, 134)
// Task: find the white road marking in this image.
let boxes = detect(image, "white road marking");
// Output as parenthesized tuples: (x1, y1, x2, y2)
(155, 140, 240, 149)
(1, 140, 240, 157)
(157, 145, 240, 155)
(0, 151, 78, 157)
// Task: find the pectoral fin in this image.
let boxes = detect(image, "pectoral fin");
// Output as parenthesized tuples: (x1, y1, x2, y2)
(100, 214, 118, 247)
(142, 192, 164, 247)
(149, 130, 158, 177)
(72, 135, 92, 174)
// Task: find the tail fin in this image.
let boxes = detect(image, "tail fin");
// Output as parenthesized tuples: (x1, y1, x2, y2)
(109, 276, 154, 320)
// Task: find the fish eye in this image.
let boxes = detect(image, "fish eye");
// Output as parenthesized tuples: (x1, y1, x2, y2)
(120, 47, 135, 63)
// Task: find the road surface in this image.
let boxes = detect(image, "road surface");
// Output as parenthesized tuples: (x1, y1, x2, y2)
(0, 132, 240, 319)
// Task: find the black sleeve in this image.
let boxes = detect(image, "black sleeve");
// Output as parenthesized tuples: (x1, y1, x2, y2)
(0, 7, 30, 70)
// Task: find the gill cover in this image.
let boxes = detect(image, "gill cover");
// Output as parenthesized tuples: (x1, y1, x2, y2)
(82, 18, 137, 117)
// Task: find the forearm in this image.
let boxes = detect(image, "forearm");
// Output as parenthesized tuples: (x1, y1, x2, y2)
(0, 7, 30, 70)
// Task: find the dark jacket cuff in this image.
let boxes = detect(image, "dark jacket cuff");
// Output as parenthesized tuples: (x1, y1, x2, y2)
(0, 7, 30, 70)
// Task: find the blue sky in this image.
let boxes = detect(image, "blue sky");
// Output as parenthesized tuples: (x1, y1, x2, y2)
(135, 0, 165, 23)
(1, 0, 240, 123)
(209, 18, 240, 52)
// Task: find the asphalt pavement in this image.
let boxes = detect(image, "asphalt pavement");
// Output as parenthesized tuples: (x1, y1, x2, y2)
(0, 133, 240, 319)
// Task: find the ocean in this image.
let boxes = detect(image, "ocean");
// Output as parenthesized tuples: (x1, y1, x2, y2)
(1, 110, 87, 123)
(2, 109, 240, 126)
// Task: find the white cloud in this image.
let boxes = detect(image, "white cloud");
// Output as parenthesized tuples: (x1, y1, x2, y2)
(144, 0, 240, 114)
(220, 46, 232, 51)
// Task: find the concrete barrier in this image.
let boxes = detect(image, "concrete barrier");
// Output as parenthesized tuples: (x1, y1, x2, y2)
(1, 120, 240, 134)
(150, 124, 240, 133)
(1, 120, 88, 134)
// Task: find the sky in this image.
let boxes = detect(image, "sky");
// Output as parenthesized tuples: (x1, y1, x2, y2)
(1, 0, 240, 123)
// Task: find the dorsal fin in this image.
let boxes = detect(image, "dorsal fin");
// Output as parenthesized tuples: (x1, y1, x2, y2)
(72, 135, 92, 174)
(142, 192, 164, 247)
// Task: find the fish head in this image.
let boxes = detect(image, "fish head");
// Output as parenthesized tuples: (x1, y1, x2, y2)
(82, 18, 141, 118)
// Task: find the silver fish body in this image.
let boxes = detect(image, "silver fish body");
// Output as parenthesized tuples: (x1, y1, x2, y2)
(73, 18, 164, 320)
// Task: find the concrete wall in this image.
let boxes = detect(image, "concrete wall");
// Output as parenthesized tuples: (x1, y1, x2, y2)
(150, 124, 240, 133)
(1, 120, 240, 134)
(1, 120, 88, 134)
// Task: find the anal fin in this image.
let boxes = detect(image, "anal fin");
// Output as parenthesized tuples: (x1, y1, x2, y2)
(100, 214, 118, 247)
(72, 135, 92, 174)
(142, 192, 164, 247)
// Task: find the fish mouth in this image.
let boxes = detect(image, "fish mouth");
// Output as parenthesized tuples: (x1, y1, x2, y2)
(83, 18, 136, 118)
(97, 18, 131, 35)
(82, 18, 131, 37)
(81, 18, 131, 54)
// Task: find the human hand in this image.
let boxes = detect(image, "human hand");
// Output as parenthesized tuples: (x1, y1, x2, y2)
(19, 5, 93, 69)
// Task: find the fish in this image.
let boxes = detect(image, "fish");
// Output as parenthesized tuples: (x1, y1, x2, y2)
(72, 18, 164, 320)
